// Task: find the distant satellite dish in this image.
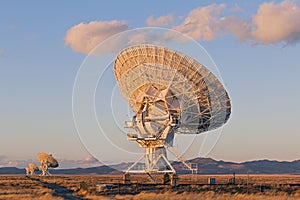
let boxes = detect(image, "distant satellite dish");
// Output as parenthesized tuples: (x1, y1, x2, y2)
(37, 152, 59, 176)
(25, 163, 39, 175)
(114, 44, 231, 175)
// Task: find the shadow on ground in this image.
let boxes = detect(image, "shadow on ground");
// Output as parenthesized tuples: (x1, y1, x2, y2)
(26, 176, 83, 200)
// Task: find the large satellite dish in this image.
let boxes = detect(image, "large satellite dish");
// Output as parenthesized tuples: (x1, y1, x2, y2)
(25, 163, 39, 175)
(38, 152, 59, 176)
(114, 44, 231, 175)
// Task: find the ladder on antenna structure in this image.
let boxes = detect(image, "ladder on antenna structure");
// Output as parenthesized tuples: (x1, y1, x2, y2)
(164, 143, 198, 174)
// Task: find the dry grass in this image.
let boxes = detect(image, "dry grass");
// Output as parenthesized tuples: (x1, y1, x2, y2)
(0, 193, 63, 200)
(0, 174, 299, 199)
(115, 191, 300, 200)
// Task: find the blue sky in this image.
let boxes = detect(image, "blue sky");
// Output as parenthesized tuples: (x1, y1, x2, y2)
(0, 0, 299, 168)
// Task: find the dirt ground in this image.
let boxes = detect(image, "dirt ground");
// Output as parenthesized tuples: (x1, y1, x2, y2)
(0, 174, 299, 199)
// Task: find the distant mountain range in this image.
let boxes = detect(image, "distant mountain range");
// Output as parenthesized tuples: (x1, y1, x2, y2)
(1, 158, 299, 174)
(183, 157, 300, 174)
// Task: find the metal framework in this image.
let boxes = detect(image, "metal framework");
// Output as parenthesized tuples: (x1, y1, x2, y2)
(114, 44, 231, 175)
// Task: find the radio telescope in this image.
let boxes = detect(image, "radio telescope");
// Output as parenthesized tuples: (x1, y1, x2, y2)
(25, 163, 39, 175)
(38, 152, 59, 176)
(114, 44, 231, 175)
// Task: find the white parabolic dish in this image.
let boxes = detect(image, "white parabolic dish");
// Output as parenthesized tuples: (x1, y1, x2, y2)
(114, 44, 231, 136)
(37, 152, 59, 168)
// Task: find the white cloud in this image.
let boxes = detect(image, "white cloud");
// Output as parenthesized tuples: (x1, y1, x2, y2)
(250, 0, 300, 45)
(173, 4, 226, 41)
(0, 156, 101, 169)
(64, 1, 300, 55)
(155, 0, 300, 46)
(214, 16, 251, 42)
(0, 156, 36, 168)
(64, 20, 129, 54)
(80, 155, 99, 164)
(146, 14, 174, 26)
(57, 156, 101, 169)
(216, 0, 300, 45)
(7, 161, 18, 167)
